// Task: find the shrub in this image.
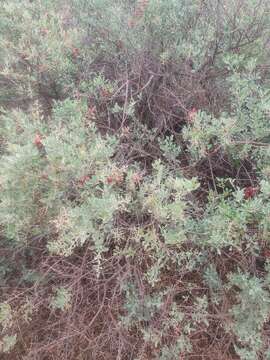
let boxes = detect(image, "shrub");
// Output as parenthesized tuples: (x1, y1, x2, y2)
(0, 1, 270, 359)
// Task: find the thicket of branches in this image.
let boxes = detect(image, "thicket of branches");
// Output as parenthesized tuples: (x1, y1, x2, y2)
(0, 1, 270, 359)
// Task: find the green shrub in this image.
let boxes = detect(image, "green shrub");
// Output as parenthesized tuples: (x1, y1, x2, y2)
(0, 1, 270, 359)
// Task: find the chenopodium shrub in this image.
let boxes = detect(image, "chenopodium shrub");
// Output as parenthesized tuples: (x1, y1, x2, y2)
(0, 301, 17, 354)
(190, 180, 270, 252)
(0, 95, 202, 260)
(0, 99, 122, 261)
(183, 55, 270, 162)
(0, 0, 80, 107)
(0, 300, 33, 354)
(227, 272, 270, 360)
(121, 282, 208, 357)
(74, 0, 269, 69)
(121, 160, 201, 287)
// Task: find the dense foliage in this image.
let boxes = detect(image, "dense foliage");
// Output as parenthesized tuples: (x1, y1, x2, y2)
(0, 0, 270, 359)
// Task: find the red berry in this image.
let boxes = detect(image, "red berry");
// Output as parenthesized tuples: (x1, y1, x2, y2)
(78, 175, 90, 187)
(132, 173, 143, 185)
(263, 248, 270, 258)
(244, 186, 258, 199)
(34, 133, 43, 147)
(106, 176, 114, 184)
(106, 172, 123, 185)
(187, 108, 197, 123)
(72, 47, 79, 57)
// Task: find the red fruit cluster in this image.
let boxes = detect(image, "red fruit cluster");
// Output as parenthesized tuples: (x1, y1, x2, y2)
(187, 108, 197, 123)
(87, 106, 97, 120)
(106, 171, 123, 185)
(120, 126, 130, 138)
(263, 248, 270, 258)
(41, 28, 49, 36)
(78, 175, 90, 187)
(34, 133, 47, 158)
(244, 186, 258, 199)
(72, 47, 80, 58)
(100, 88, 111, 98)
(132, 173, 143, 185)
(34, 133, 43, 147)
